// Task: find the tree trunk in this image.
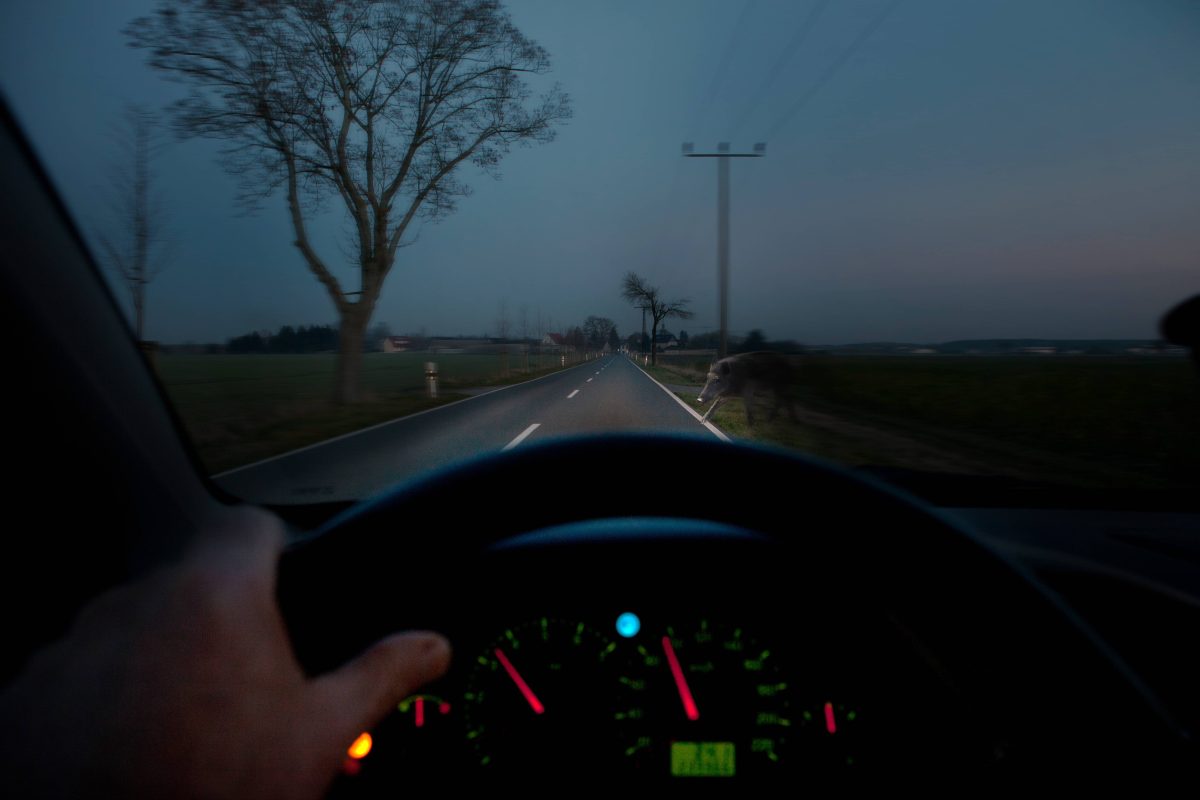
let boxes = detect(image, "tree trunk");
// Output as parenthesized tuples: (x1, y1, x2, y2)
(651, 320, 659, 366)
(336, 309, 368, 405)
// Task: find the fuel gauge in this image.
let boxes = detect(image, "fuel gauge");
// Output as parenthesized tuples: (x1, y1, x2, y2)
(328, 683, 465, 795)
(397, 693, 454, 731)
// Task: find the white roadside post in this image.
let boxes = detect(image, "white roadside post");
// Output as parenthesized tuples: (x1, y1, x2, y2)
(425, 362, 439, 398)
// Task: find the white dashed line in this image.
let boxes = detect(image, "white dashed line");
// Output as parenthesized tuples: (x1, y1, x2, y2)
(567, 389, 580, 399)
(503, 423, 541, 451)
(587, 378, 593, 382)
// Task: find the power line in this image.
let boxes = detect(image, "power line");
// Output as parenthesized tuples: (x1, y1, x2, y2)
(689, 0, 759, 135)
(728, 0, 831, 141)
(765, 0, 903, 141)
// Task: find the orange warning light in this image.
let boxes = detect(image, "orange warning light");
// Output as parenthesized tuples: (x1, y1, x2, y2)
(347, 732, 373, 760)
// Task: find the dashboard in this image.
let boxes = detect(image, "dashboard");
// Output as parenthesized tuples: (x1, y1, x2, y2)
(275, 436, 1193, 791)
(319, 521, 984, 790)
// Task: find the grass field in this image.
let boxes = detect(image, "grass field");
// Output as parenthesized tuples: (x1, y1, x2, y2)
(645, 355, 1200, 491)
(161, 349, 1200, 490)
(157, 351, 575, 473)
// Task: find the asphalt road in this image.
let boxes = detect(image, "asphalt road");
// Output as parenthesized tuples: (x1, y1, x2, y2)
(215, 354, 727, 504)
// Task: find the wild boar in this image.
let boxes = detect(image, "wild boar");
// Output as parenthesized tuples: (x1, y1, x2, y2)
(697, 351, 800, 425)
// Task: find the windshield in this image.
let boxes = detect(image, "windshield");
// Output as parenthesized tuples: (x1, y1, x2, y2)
(2, 0, 1198, 508)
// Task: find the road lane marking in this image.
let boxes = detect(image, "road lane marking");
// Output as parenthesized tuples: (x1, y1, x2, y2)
(567, 389, 580, 398)
(587, 378, 593, 382)
(503, 423, 541, 451)
(630, 361, 731, 443)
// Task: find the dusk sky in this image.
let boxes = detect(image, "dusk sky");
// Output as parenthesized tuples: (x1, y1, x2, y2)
(1, 0, 1197, 345)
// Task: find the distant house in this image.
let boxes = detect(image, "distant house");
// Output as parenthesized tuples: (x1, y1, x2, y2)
(382, 336, 413, 353)
(654, 331, 677, 350)
(542, 332, 571, 352)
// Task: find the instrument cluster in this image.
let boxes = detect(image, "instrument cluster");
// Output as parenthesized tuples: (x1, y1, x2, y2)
(328, 574, 976, 791)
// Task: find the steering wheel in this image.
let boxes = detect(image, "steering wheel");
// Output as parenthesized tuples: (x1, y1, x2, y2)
(276, 433, 1189, 786)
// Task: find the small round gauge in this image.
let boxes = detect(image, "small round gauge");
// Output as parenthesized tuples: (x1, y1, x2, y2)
(797, 700, 863, 768)
(327, 686, 464, 795)
(616, 619, 792, 779)
(461, 618, 627, 776)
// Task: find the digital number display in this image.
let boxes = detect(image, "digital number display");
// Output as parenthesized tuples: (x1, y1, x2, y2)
(670, 741, 736, 777)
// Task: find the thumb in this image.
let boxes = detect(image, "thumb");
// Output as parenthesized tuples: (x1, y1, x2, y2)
(312, 631, 452, 751)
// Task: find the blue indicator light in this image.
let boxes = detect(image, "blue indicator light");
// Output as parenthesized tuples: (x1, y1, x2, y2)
(616, 612, 641, 638)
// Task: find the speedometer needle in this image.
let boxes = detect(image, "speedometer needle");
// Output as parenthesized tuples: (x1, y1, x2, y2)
(661, 636, 700, 721)
(494, 648, 545, 715)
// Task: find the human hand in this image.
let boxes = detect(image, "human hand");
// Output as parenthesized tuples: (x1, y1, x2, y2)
(0, 508, 451, 799)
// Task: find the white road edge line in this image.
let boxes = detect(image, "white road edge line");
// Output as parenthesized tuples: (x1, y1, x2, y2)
(629, 358, 731, 443)
(567, 389, 580, 399)
(214, 359, 597, 478)
(503, 423, 541, 451)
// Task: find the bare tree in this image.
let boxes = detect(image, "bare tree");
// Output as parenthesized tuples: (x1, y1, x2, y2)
(621, 272, 693, 365)
(97, 105, 172, 342)
(582, 315, 614, 351)
(127, 0, 571, 403)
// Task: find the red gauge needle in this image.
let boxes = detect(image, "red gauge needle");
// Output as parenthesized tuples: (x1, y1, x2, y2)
(661, 636, 700, 721)
(494, 648, 545, 715)
(824, 701, 837, 735)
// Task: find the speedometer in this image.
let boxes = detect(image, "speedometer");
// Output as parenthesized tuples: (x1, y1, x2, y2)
(617, 618, 793, 779)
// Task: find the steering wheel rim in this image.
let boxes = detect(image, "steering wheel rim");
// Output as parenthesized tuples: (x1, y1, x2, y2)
(278, 432, 1189, 778)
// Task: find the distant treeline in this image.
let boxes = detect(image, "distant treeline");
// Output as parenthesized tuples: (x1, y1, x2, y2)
(818, 339, 1182, 355)
(733, 329, 806, 354)
(226, 325, 340, 354)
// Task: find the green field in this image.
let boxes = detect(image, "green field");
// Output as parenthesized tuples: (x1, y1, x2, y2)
(157, 351, 575, 473)
(646, 355, 1200, 491)
(160, 350, 1200, 490)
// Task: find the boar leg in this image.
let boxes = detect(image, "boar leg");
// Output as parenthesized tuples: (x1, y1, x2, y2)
(742, 386, 756, 426)
(700, 397, 725, 422)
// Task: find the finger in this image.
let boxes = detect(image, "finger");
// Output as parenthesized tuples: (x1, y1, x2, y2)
(312, 631, 452, 745)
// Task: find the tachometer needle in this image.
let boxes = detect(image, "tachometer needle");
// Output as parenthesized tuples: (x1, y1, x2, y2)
(494, 648, 545, 715)
(661, 636, 700, 721)
(824, 701, 837, 735)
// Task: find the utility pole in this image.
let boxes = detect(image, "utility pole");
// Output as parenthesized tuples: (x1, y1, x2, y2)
(683, 142, 765, 358)
(641, 306, 647, 355)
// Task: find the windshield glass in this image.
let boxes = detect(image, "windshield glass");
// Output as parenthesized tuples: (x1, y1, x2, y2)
(2, 0, 1198, 507)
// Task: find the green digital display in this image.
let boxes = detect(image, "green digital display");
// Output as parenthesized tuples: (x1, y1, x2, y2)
(670, 741, 736, 777)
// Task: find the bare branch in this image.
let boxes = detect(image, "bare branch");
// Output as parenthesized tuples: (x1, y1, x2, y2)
(127, 0, 571, 402)
(94, 105, 174, 340)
